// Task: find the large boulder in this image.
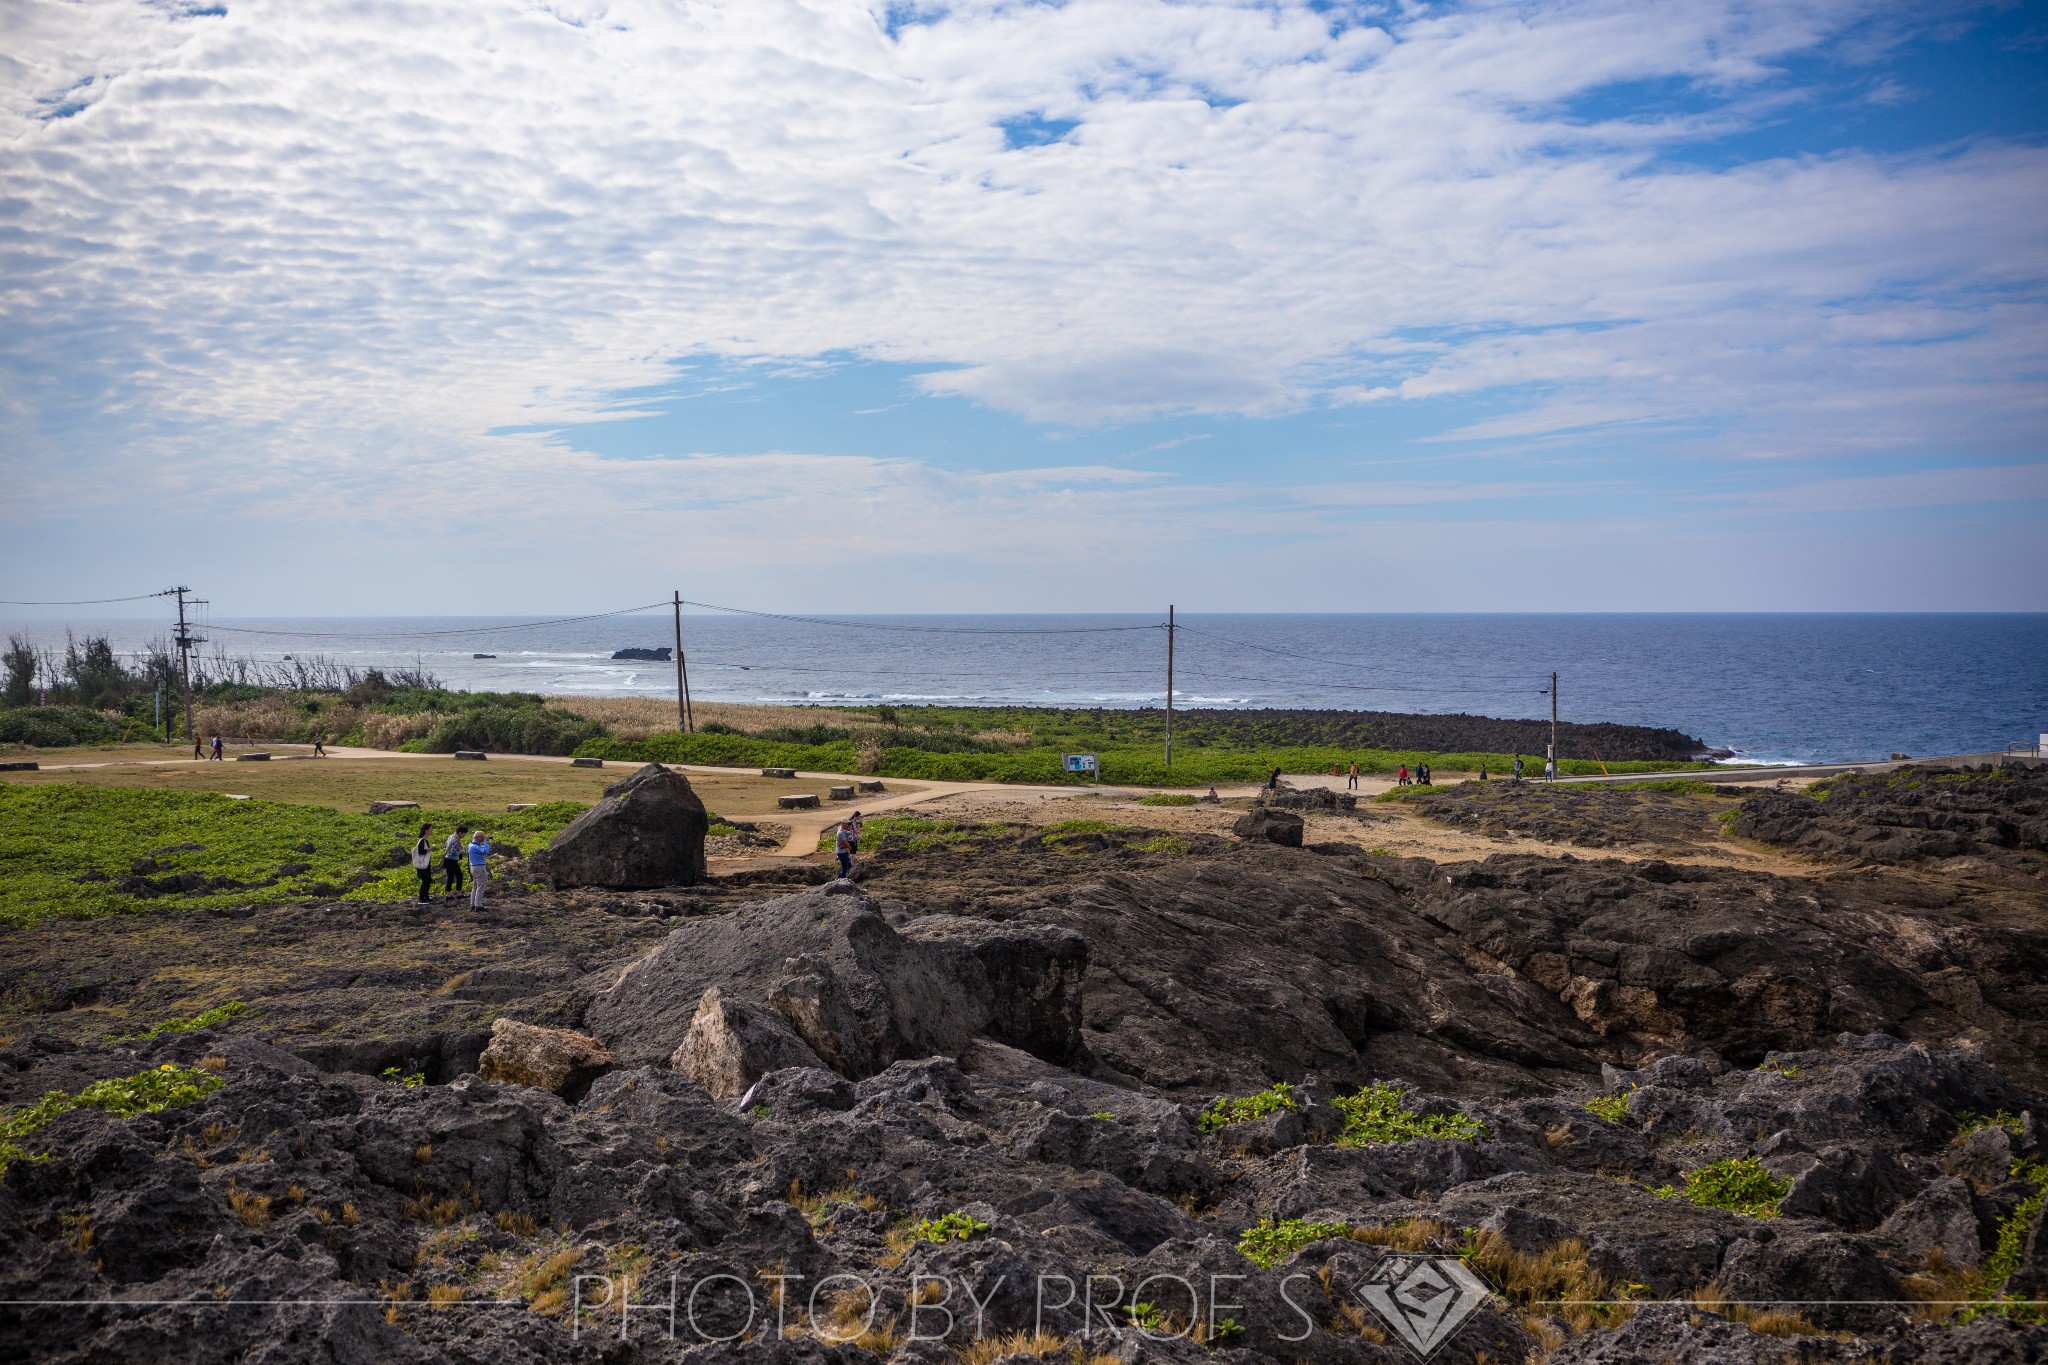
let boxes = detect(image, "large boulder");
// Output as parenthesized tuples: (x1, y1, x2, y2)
(584, 883, 1087, 1075)
(1233, 805, 1304, 847)
(543, 763, 708, 889)
(476, 1019, 614, 1101)
(671, 987, 825, 1099)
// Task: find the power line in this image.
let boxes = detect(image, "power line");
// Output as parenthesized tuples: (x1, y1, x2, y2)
(200, 604, 672, 641)
(1174, 622, 1550, 687)
(0, 589, 178, 606)
(677, 598, 1165, 635)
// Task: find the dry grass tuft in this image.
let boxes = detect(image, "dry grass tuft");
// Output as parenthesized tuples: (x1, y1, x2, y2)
(1349, 1218, 1447, 1252)
(427, 1283, 464, 1308)
(1687, 1285, 1828, 1338)
(495, 1209, 540, 1237)
(956, 1330, 1081, 1364)
(1466, 1229, 1638, 1333)
(519, 1244, 584, 1316)
(227, 1184, 272, 1227)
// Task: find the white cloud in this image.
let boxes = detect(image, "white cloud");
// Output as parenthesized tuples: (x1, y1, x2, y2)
(0, 0, 2043, 608)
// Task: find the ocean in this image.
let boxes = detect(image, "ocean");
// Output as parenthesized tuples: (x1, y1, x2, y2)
(7, 612, 2045, 767)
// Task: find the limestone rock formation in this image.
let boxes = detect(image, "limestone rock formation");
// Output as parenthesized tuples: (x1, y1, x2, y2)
(584, 882, 1086, 1074)
(670, 987, 825, 1099)
(475, 1018, 613, 1100)
(541, 762, 708, 889)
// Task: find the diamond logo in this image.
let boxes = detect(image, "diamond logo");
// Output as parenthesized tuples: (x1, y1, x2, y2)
(1356, 1255, 1492, 1359)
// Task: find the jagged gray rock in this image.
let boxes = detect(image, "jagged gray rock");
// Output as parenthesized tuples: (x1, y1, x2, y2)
(670, 987, 825, 1099)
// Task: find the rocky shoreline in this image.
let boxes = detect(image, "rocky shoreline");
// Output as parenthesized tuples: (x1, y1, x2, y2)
(1, 765, 2044, 1363)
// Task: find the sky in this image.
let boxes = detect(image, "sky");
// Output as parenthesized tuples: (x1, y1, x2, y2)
(2, 0, 2045, 616)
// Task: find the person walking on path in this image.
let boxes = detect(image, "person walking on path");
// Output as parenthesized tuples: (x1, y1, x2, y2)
(440, 824, 468, 896)
(1479, 763, 1489, 782)
(411, 824, 435, 904)
(1347, 761, 1359, 791)
(312, 732, 326, 757)
(209, 735, 223, 761)
(466, 830, 491, 910)
(1512, 755, 1524, 783)
(834, 817, 859, 880)
(1397, 764, 1409, 787)
(192, 735, 203, 760)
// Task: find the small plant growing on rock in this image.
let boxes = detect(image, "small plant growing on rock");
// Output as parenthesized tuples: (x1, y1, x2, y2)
(1653, 1157, 1791, 1217)
(1955, 1110, 2025, 1140)
(1237, 1216, 1353, 1269)
(1333, 1083, 1487, 1145)
(1123, 1300, 1165, 1329)
(1959, 1159, 2047, 1322)
(1583, 1090, 1634, 1124)
(1198, 1082, 1297, 1133)
(381, 1067, 426, 1088)
(913, 1210, 990, 1244)
(1, 1063, 223, 1175)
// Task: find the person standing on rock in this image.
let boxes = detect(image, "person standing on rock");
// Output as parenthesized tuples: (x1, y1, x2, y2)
(1347, 761, 1359, 791)
(1267, 767, 1281, 794)
(440, 824, 468, 896)
(411, 824, 435, 904)
(466, 829, 491, 910)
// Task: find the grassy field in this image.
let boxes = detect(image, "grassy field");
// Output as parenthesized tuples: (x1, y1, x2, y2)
(0, 786, 591, 927)
(0, 753, 897, 820)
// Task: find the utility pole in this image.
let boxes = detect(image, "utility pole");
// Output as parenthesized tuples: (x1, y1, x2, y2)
(1550, 671, 1559, 782)
(672, 591, 694, 734)
(1164, 605, 1175, 768)
(172, 586, 203, 748)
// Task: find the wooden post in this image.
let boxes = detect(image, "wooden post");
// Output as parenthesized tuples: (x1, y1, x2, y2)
(1165, 605, 1174, 768)
(673, 591, 694, 733)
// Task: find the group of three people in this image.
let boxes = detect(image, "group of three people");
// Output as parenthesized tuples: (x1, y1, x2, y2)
(411, 823, 492, 908)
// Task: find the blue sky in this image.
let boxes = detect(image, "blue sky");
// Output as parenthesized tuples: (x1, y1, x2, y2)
(2, 0, 2045, 614)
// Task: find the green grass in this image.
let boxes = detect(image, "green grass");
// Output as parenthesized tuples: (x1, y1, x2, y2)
(125, 1000, 251, 1040)
(0, 785, 586, 926)
(1198, 1082, 1297, 1133)
(2, 1064, 223, 1174)
(1236, 1216, 1353, 1269)
(1651, 1157, 1790, 1218)
(1138, 793, 1197, 807)
(1332, 1083, 1489, 1145)
(1962, 1160, 2047, 1322)
(1956, 1110, 2026, 1139)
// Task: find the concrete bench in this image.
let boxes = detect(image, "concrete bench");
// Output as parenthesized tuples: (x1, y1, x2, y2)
(827, 785, 855, 801)
(571, 757, 604, 768)
(761, 768, 797, 778)
(506, 803, 535, 812)
(236, 752, 270, 761)
(0, 761, 37, 772)
(856, 779, 885, 793)
(368, 800, 420, 814)
(454, 751, 487, 761)
(776, 794, 820, 810)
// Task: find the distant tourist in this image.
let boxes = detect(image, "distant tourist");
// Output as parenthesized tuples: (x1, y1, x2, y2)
(467, 830, 492, 909)
(441, 824, 468, 895)
(1397, 764, 1409, 787)
(1202, 785, 1219, 802)
(1478, 763, 1488, 782)
(209, 735, 223, 761)
(192, 736, 203, 760)
(1545, 756, 1557, 782)
(1347, 761, 1359, 791)
(834, 818, 859, 879)
(1267, 767, 1281, 794)
(312, 732, 326, 757)
(1512, 756, 1524, 783)
(411, 824, 435, 903)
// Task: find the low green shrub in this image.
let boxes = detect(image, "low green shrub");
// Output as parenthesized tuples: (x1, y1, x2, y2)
(1963, 1160, 2047, 1321)
(1198, 1082, 1297, 1133)
(913, 1211, 990, 1244)
(1138, 793, 1197, 807)
(422, 706, 606, 756)
(1583, 1091, 1633, 1124)
(1333, 1083, 1488, 1145)
(1236, 1216, 1352, 1269)
(0, 705, 122, 748)
(2, 1064, 224, 1174)
(1653, 1157, 1790, 1217)
(1956, 1111, 2026, 1140)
